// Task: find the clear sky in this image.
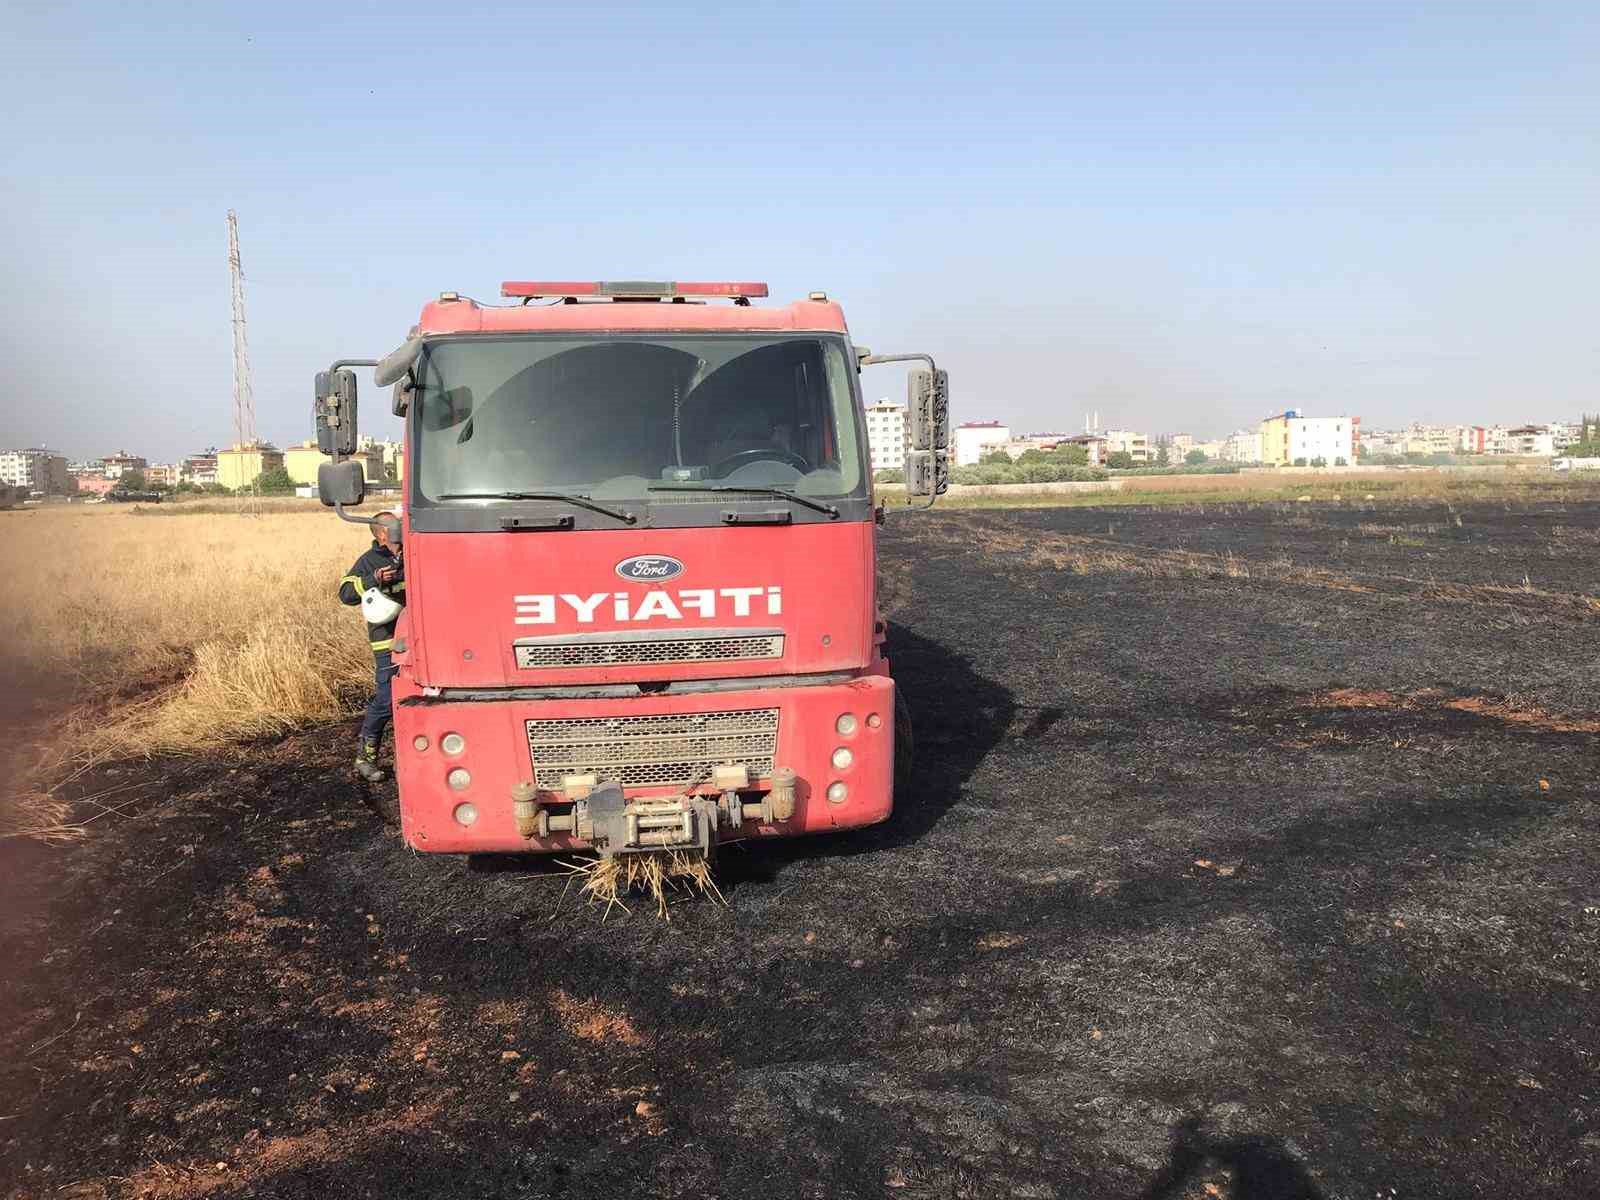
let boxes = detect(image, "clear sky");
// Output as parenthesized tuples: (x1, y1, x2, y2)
(2, 1, 1596, 461)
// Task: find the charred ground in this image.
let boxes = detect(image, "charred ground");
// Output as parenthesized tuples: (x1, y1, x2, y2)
(3, 498, 1599, 1199)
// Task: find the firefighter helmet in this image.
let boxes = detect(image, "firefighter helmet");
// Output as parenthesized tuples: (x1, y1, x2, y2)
(361, 587, 402, 625)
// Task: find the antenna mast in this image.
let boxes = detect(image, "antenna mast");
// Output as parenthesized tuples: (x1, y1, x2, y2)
(227, 210, 260, 512)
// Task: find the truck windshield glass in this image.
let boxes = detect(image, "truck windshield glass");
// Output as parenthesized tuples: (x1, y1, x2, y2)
(413, 335, 864, 504)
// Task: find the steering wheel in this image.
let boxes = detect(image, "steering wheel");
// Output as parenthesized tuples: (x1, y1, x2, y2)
(709, 447, 810, 477)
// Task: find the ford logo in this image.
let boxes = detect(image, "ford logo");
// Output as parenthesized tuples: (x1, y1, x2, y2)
(615, 554, 685, 583)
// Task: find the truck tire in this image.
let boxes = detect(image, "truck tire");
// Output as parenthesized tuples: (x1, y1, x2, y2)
(894, 689, 914, 801)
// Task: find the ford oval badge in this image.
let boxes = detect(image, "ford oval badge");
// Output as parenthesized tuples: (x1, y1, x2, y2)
(615, 554, 685, 583)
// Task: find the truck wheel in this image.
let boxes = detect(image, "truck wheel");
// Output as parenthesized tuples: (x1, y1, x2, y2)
(894, 689, 914, 800)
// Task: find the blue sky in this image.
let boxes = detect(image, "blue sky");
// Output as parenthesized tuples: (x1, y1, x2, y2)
(2, 1, 1596, 460)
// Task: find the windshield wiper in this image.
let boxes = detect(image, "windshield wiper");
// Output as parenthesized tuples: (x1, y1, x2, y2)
(647, 484, 839, 518)
(439, 491, 636, 524)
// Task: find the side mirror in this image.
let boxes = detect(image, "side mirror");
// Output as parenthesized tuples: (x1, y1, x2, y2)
(906, 368, 950, 497)
(314, 369, 359, 455)
(317, 460, 366, 507)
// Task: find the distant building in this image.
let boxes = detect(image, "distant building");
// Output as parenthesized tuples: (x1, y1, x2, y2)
(0, 448, 71, 494)
(1505, 426, 1555, 457)
(283, 441, 327, 486)
(285, 439, 385, 485)
(953, 421, 1011, 466)
(144, 464, 179, 487)
(360, 435, 404, 475)
(101, 450, 148, 479)
(183, 451, 220, 486)
(1101, 429, 1150, 464)
(1220, 429, 1262, 464)
(216, 442, 284, 490)
(75, 475, 116, 496)
(994, 433, 1071, 460)
(1549, 421, 1582, 452)
(1060, 435, 1107, 466)
(864, 400, 908, 473)
(1258, 411, 1355, 466)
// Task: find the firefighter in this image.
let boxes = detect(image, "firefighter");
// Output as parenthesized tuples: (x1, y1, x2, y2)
(339, 512, 405, 781)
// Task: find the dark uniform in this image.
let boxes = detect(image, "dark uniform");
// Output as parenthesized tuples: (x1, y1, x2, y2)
(339, 539, 406, 773)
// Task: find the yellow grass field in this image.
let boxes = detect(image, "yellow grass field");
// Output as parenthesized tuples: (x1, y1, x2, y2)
(0, 501, 380, 835)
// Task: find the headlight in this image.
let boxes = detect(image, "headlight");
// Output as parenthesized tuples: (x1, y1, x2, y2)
(826, 782, 848, 803)
(447, 768, 471, 791)
(835, 714, 857, 736)
(441, 732, 466, 756)
(452, 802, 478, 826)
(831, 747, 853, 770)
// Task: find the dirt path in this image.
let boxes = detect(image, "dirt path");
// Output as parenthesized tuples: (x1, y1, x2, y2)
(4, 500, 1599, 1198)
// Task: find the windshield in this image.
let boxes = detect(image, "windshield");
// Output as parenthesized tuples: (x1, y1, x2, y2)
(413, 334, 865, 504)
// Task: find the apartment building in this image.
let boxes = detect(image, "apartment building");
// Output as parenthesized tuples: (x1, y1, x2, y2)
(0, 448, 71, 494)
(864, 400, 908, 473)
(102, 450, 148, 479)
(1258, 411, 1355, 466)
(284, 439, 385, 485)
(1101, 429, 1150, 463)
(217, 443, 285, 490)
(953, 421, 1011, 466)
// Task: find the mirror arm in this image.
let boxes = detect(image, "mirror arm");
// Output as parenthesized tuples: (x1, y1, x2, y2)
(858, 353, 936, 371)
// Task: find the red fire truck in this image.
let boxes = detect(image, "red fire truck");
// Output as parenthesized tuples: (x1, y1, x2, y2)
(313, 280, 948, 858)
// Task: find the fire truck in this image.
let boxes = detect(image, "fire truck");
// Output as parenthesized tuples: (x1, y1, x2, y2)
(313, 280, 948, 858)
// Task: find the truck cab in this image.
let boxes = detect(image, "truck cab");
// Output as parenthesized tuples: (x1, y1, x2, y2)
(314, 280, 948, 857)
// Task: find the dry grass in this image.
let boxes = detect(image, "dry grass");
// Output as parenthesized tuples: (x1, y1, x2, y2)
(567, 850, 724, 919)
(0, 504, 378, 833)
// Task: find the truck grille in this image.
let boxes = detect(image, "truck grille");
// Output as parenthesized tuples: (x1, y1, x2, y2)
(514, 634, 783, 669)
(526, 708, 780, 789)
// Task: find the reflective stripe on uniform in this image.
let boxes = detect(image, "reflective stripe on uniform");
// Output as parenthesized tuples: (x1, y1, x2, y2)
(391, 581, 406, 592)
(341, 574, 366, 595)
(370, 638, 394, 652)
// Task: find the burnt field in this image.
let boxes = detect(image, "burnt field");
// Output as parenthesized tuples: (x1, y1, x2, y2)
(4, 499, 1600, 1199)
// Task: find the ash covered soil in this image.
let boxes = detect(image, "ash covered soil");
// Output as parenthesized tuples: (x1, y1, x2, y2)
(5, 499, 1600, 1199)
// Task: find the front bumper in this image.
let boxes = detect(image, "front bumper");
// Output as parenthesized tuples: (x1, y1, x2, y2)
(391, 674, 895, 854)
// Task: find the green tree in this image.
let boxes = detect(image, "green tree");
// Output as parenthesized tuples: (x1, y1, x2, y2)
(116, 469, 147, 492)
(1293, 457, 1308, 467)
(1056, 443, 1089, 466)
(255, 466, 295, 495)
(1154, 444, 1171, 467)
(1310, 456, 1328, 468)
(1184, 449, 1208, 465)
(1334, 456, 1348, 466)
(1105, 451, 1135, 469)
(978, 448, 1013, 465)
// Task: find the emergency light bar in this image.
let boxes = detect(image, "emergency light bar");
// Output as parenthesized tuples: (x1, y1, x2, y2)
(500, 280, 769, 300)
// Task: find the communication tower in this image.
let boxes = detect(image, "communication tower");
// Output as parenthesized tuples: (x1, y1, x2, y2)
(227, 210, 261, 514)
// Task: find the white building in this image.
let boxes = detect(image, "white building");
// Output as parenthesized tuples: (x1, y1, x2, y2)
(1101, 429, 1150, 464)
(1506, 426, 1556, 456)
(1221, 429, 1263, 464)
(1288, 417, 1354, 465)
(0, 448, 70, 494)
(864, 399, 908, 473)
(953, 421, 1011, 466)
